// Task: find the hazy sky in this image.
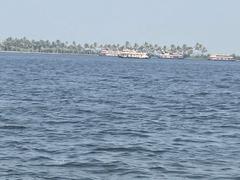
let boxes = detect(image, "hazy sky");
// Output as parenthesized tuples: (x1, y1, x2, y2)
(0, 0, 240, 53)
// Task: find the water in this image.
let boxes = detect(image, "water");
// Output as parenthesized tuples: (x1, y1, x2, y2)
(0, 53, 240, 180)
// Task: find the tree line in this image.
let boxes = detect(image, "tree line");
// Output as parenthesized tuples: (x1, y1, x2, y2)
(0, 37, 209, 57)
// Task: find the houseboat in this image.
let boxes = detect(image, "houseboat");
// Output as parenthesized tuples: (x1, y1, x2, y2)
(118, 49, 149, 59)
(99, 49, 120, 57)
(208, 54, 235, 61)
(159, 53, 184, 59)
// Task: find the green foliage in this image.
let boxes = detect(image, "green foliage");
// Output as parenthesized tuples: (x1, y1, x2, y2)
(0, 37, 209, 57)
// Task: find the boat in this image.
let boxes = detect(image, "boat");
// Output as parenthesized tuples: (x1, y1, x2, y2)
(99, 49, 121, 57)
(208, 54, 235, 61)
(118, 49, 149, 59)
(159, 52, 184, 59)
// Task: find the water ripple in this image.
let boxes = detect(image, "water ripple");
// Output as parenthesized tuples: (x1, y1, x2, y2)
(0, 53, 240, 179)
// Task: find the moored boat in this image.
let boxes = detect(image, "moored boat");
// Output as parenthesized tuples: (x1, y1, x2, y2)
(159, 53, 184, 59)
(99, 49, 120, 57)
(208, 54, 235, 61)
(99, 49, 149, 59)
(118, 49, 149, 59)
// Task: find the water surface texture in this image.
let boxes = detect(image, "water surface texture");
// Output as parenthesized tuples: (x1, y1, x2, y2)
(0, 53, 240, 180)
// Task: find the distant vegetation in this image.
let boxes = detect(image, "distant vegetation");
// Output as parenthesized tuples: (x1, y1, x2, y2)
(0, 37, 209, 57)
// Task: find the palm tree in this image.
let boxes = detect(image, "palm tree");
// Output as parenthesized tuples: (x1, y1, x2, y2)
(201, 47, 208, 56)
(84, 43, 89, 49)
(163, 45, 167, 53)
(125, 41, 131, 49)
(170, 44, 176, 53)
(182, 44, 187, 55)
(134, 43, 139, 51)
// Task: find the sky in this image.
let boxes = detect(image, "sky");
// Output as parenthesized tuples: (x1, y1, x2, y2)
(0, 0, 240, 54)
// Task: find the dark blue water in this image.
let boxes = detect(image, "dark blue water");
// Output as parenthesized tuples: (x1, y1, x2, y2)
(0, 53, 240, 180)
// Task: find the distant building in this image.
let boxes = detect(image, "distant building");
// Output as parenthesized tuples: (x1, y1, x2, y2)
(208, 54, 234, 61)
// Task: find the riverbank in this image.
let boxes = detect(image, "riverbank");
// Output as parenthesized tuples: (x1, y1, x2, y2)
(1, 50, 239, 62)
(1, 37, 239, 60)
(0, 50, 206, 60)
(0, 50, 98, 56)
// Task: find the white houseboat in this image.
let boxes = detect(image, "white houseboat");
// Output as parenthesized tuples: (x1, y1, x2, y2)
(118, 49, 149, 59)
(159, 53, 184, 59)
(208, 54, 234, 61)
(100, 49, 120, 57)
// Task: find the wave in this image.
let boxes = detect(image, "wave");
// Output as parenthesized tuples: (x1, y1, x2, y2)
(0, 125, 27, 130)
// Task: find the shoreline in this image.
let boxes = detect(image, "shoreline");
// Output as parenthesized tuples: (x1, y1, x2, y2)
(1, 50, 239, 62)
(0, 50, 98, 56)
(0, 50, 209, 60)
